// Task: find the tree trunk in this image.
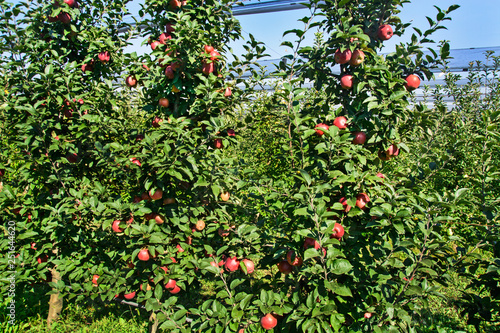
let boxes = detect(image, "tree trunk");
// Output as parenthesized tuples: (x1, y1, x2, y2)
(47, 267, 63, 329)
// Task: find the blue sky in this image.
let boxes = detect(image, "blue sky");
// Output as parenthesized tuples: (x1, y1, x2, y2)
(119, 0, 500, 58)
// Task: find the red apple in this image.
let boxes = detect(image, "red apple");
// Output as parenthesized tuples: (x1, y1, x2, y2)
(149, 189, 163, 201)
(304, 237, 320, 250)
(220, 191, 230, 201)
(31, 242, 37, 250)
(67, 153, 78, 163)
(339, 197, 351, 212)
(138, 249, 150, 261)
(165, 279, 176, 290)
(386, 144, 399, 156)
(81, 60, 94, 73)
(376, 172, 385, 180)
(204, 45, 214, 53)
(405, 74, 420, 91)
(333, 116, 347, 130)
(242, 259, 254, 274)
(378, 24, 393, 40)
(159, 33, 171, 44)
(209, 50, 220, 61)
(340, 75, 353, 90)
(364, 312, 372, 319)
(98, 51, 110, 63)
(224, 87, 232, 97)
(202, 61, 214, 75)
(352, 131, 366, 144)
(227, 129, 236, 137)
(349, 49, 365, 66)
(171, 61, 182, 71)
(124, 291, 136, 300)
(112, 220, 124, 233)
(57, 12, 71, 24)
(225, 256, 240, 272)
(163, 198, 176, 205)
(169, 0, 182, 9)
(195, 220, 205, 231)
(169, 285, 181, 294)
(334, 49, 352, 65)
(153, 214, 165, 225)
(277, 260, 292, 274)
(125, 76, 137, 88)
(130, 158, 141, 166)
(166, 23, 175, 33)
(315, 123, 329, 136)
(286, 250, 303, 266)
(152, 116, 163, 128)
(64, 0, 78, 8)
(378, 150, 391, 161)
(261, 313, 277, 330)
(0, 169, 4, 177)
(331, 223, 345, 240)
(165, 66, 175, 79)
(356, 193, 370, 209)
(37, 254, 48, 264)
(92, 274, 99, 286)
(159, 98, 169, 108)
(214, 138, 223, 149)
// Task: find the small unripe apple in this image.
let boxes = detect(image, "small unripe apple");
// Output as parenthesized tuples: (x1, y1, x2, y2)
(334, 49, 352, 65)
(340, 75, 353, 90)
(352, 131, 366, 144)
(315, 123, 329, 136)
(405, 74, 421, 91)
(377, 24, 393, 40)
(125, 75, 137, 88)
(333, 116, 348, 130)
(349, 49, 365, 66)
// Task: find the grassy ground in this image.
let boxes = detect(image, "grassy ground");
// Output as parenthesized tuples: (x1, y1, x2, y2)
(0, 271, 491, 333)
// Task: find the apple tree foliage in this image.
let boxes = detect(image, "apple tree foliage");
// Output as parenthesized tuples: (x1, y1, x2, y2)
(1, 0, 491, 332)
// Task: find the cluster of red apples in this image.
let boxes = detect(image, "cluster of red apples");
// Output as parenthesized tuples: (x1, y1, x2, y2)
(336, 25, 421, 92)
